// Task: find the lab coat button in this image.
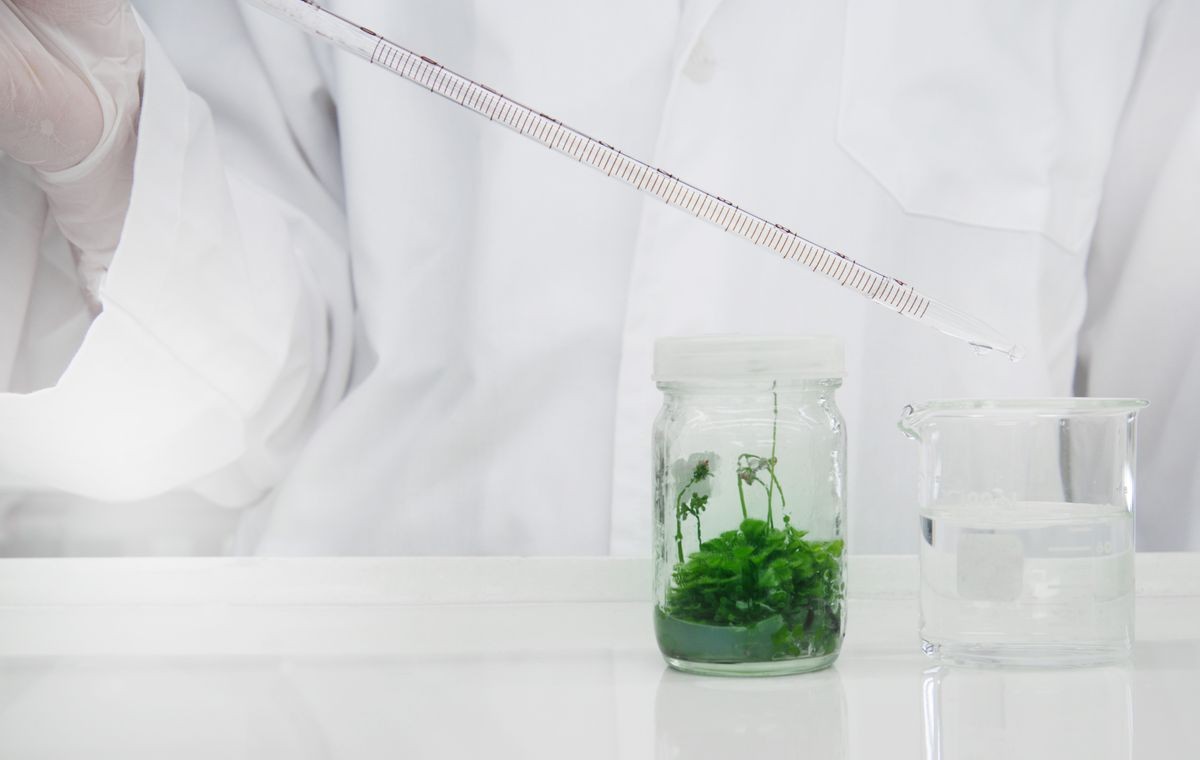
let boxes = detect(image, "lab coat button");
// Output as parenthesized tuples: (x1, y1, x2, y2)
(683, 37, 717, 84)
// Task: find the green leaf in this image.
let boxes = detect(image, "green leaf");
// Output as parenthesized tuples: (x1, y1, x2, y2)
(663, 517, 845, 662)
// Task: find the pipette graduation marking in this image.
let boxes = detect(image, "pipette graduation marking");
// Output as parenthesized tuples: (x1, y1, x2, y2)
(244, 0, 1023, 360)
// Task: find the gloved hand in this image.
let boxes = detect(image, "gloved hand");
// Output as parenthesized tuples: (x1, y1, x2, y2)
(0, 0, 144, 311)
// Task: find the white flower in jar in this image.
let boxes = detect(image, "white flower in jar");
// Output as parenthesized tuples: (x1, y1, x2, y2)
(672, 452, 718, 498)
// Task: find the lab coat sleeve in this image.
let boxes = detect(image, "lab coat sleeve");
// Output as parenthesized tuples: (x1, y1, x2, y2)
(0, 24, 344, 505)
(1078, 0, 1200, 549)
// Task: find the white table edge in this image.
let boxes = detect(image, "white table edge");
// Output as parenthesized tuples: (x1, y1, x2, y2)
(0, 553, 1193, 606)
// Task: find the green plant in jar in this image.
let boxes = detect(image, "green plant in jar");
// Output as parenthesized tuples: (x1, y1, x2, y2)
(656, 390, 845, 666)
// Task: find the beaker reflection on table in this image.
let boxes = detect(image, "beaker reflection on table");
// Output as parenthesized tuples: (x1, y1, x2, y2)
(654, 666, 846, 758)
(922, 665, 1132, 760)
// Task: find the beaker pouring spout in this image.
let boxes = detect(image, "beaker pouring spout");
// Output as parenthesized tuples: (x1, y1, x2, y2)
(898, 403, 928, 441)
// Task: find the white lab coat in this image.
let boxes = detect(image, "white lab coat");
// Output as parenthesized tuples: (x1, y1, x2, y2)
(0, 0, 1197, 555)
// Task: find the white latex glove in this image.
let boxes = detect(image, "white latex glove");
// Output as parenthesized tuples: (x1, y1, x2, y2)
(0, 0, 143, 310)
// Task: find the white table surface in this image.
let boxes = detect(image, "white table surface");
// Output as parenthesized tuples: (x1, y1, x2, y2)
(0, 555, 1197, 759)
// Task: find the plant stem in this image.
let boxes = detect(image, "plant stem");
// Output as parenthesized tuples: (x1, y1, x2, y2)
(766, 383, 778, 529)
(675, 518, 683, 564)
(736, 474, 748, 520)
(768, 469, 787, 508)
(674, 488, 686, 563)
(763, 480, 773, 529)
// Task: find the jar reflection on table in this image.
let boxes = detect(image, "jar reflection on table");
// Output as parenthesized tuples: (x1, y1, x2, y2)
(655, 666, 847, 759)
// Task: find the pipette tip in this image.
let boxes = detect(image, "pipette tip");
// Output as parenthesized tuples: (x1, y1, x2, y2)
(967, 342, 1025, 362)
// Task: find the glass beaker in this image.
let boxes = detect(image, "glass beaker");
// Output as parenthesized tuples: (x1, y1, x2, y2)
(652, 336, 847, 676)
(898, 399, 1148, 667)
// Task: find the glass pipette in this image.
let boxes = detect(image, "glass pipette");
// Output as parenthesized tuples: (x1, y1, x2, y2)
(244, 0, 1024, 361)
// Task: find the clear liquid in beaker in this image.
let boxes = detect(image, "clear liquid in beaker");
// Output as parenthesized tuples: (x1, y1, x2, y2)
(919, 501, 1134, 667)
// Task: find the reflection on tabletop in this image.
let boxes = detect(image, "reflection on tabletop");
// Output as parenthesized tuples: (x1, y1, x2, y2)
(0, 594, 1196, 758)
(655, 666, 847, 758)
(922, 666, 1131, 760)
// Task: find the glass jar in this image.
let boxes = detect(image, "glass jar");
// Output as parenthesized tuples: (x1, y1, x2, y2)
(652, 336, 847, 676)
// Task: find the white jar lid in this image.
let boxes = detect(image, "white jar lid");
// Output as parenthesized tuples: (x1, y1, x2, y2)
(653, 335, 845, 383)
